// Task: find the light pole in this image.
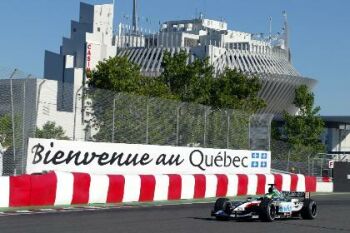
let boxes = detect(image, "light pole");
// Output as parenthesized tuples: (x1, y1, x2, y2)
(73, 85, 84, 141)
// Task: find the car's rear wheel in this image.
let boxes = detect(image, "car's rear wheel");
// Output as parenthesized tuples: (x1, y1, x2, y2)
(259, 198, 276, 222)
(214, 198, 231, 220)
(301, 199, 317, 219)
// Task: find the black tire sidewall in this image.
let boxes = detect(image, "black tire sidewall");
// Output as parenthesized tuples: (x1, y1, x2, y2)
(301, 199, 317, 219)
(259, 198, 276, 222)
(214, 198, 230, 212)
(214, 198, 231, 221)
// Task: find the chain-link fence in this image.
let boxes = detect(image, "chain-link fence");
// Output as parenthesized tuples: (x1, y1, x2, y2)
(0, 69, 38, 176)
(3, 67, 327, 177)
(270, 139, 335, 176)
(0, 69, 273, 176)
(85, 89, 272, 150)
(269, 140, 309, 174)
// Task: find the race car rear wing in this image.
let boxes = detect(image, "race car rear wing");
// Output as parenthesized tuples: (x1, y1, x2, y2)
(268, 184, 311, 199)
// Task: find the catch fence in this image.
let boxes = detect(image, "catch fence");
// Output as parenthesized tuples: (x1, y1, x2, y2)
(1, 67, 323, 176)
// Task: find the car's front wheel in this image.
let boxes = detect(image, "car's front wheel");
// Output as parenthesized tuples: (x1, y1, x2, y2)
(259, 198, 276, 222)
(214, 198, 231, 220)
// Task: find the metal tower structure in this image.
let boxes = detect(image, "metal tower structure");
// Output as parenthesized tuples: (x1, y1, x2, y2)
(282, 11, 291, 62)
(132, 0, 138, 33)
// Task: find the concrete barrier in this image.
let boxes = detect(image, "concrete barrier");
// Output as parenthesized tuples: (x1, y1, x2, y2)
(0, 172, 333, 208)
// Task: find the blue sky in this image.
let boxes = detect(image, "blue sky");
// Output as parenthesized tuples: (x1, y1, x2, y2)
(0, 0, 349, 115)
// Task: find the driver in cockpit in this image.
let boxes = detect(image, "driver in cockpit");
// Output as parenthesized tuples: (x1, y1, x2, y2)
(265, 184, 283, 199)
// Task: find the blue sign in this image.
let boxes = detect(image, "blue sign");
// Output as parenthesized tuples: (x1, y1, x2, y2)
(251, 161, 259, 168)
(251, 152, 268, 168)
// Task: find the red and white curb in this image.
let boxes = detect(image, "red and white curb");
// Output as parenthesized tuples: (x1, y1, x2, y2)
(0, 205, 132, 217)
(0, 171, 333, 209)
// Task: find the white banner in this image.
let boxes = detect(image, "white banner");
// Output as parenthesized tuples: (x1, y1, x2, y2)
(26, 138, 271, 175)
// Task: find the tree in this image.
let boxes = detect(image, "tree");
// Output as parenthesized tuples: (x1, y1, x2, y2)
(35, 121, 69, 140)
(159, 52, 264, 147)
(160, 51, 214, 104)
(211, 68, 266, 112)
(0, 114, 13, 148)
(0, 114, 23, 149)
(88, 56, 143, 93)
(160, 51, 266, 112)
(282, 85, 325, 159)
(88, 52, 265, 112)
(88, 56, 173, 99)
(0, 114, 14, 175)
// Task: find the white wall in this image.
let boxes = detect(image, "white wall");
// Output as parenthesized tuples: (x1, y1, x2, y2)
(328, 128, 350, 152)
(36, 77, 85, 141)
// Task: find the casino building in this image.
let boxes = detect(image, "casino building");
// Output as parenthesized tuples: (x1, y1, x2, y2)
(41, 1, 350, 154)
(44, 1, 316, 116)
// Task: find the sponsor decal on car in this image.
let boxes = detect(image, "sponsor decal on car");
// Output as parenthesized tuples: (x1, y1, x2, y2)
(279, 202, 293, 213)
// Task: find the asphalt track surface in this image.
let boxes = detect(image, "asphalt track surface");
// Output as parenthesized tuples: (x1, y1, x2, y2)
(0, 194, 349, 233)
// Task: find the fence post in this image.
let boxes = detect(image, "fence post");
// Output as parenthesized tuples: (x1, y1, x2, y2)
(267, 115, 272, 151)
(307, 154, 310, 176)
(176, 105, 180, 146)
(248, 115, 251, 150)
(203, 106, 207, 147)
(145, 98, 149, 144)
(112, 95, 116, 143)
(21, 76, 30, 174)
(321, 155, 324, 177)
(9, 69, 17, 175)
(226, 110, 230, 149)
(287, 149, 290, 172)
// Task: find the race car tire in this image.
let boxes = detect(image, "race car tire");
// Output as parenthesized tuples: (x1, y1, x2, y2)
(214, 198, 230, 212)
(259, 198, 276, 222)
(214, 198, 231, 220)
(301, 199, 317, 220)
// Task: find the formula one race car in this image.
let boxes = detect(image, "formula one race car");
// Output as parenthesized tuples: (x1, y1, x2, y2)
(211, 184, 317, 222)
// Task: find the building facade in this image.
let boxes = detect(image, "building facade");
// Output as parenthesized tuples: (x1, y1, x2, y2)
(44, 2, 316, 116)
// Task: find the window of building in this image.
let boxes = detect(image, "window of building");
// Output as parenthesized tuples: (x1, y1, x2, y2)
(184, 38, 198, 47)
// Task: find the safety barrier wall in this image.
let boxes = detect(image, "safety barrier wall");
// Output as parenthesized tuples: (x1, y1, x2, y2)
(0, 172, 333, 208)
(316, 181, 333, 193)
